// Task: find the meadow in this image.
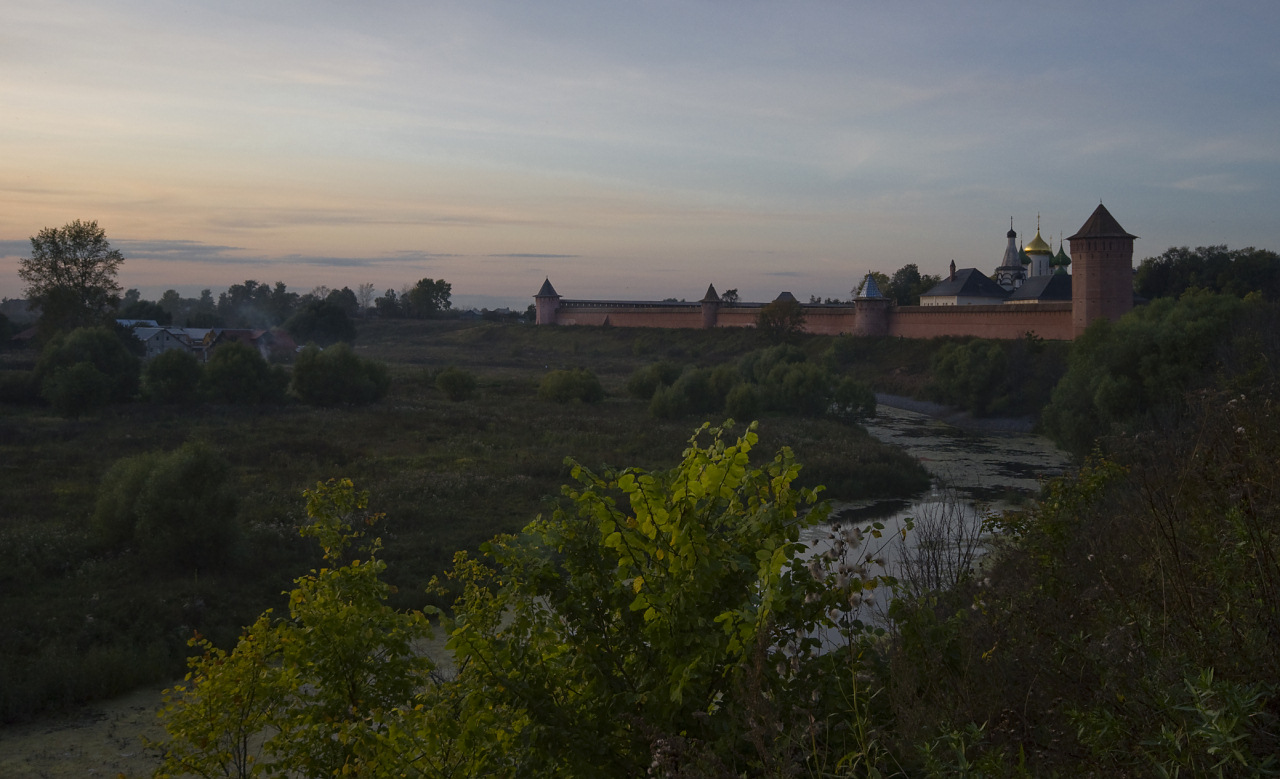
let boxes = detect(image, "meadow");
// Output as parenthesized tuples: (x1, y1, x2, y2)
(0, 319, 933, 722)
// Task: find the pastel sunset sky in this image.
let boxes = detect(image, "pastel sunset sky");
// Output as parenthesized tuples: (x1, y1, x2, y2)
(2, 1, 1278, 309)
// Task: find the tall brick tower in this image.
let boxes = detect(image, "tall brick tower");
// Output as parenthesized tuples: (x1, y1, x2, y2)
(1069, 204, 1137, 337)
(534, 278, 561, 325)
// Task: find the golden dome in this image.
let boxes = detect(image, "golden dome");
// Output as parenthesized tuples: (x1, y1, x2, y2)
(1024, 229, 1053, 255)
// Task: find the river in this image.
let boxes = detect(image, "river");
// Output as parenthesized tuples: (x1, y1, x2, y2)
(799, 401, 1071, 636)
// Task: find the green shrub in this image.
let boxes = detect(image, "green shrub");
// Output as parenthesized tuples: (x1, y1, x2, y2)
(40, 362, 113, 417)
(133, 443, 241, 570)
(36, 326, 140, 406)
(670, 367, 721, 415)
(435, 366, 477, 402)
(649, 383, 687, 419)
(202, 341, 288, 404)
(761, 361, 833, 416)
(625, 361, 682, 400)
(538, 368, 604, 404)
(92, 452, 163, 546)
(92, 443, 240, 570)
(291, 343, 390, 406)
(142, 349, 202, 404)
(724, 382, 760, 421)
(832, 376, 876, 421)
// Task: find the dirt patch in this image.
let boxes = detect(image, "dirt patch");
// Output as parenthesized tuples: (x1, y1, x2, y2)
(0, 685, 166, 778)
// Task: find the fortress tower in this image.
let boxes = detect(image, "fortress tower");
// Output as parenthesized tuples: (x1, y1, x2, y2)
(1069, 203, 1136, 337)
(534, 278, 561, 325)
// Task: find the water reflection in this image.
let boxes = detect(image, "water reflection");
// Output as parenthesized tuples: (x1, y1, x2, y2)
(798, 404, 1071, 639)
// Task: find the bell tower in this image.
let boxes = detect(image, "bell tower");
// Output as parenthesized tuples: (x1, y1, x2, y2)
(1068, 204, 1136, 337)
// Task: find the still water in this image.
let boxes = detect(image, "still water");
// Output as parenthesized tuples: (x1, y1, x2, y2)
(799, 403, 1071, 633)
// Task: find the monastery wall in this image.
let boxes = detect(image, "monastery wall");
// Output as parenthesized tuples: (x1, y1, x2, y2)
(888, 303, 1074, 340)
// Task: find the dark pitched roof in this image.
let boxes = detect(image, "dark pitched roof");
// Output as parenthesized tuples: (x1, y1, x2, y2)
(1068, 203, 1138, 240)
(1006, 272, 1072, 302)
(536, 278, 559, 297)
(701, 284, 719, 303)
(773, 291, 798, 303)
(920, 268, 1009, 300)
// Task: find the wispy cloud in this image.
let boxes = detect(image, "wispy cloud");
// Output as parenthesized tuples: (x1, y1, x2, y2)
(487, 253, 579, 259)
(1168, 175, 1259, 195)
(0, 240, 29, 257)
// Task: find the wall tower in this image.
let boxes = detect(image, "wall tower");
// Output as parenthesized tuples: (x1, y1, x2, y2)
(1068, 204, 1136, 337)
(534, 278, 561, 325)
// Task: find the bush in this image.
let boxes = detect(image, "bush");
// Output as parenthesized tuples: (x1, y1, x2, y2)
(761, 361, 833, 416)
(649, 383, 687, 419)
(832, 376, 876, 421)
(40, 362, 113, 418)
(94, 443, 240, 570)
(36, 326, 140, 406)
(134, 443, 241, 570)
(724, 382, 760, 421)
(93, 452, 163, 547)
(291, 343, 391, 406)
(202, 341, 288, 404)
(435, 366, 477, 402)
(538, 368, 604, 404)
(625, 361, 682, 400)
(142, 349, 202, 404)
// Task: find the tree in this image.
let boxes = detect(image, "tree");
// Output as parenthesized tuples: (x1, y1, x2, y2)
(283, 300, 357, 346)
(720, 288, 740, 304)
(1135, 245, 1280, 301)
(19, 220, 124, 335)
(404, 278, 452, 318)
(201, 342, 288, 404)
(152, 479, 434, 778)
(290, 343, 390, 406)
(142, 349, 203, 404)
(374, 288, 402, 318)
(757, 298, 806, 341)
(355, 282, 377, 315)
(36, 326, 140, 414)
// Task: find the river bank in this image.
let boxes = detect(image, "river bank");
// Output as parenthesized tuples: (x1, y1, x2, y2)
(875, 393, 1038, 434)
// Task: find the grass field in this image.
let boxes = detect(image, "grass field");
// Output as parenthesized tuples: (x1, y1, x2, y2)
(0, 320, 935, 722)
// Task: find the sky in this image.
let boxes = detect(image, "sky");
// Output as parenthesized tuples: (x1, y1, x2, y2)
(2, 1, 1278, 310)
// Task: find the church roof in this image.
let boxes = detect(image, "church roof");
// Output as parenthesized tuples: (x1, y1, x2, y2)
(1069, 203, 1138, 240)
(536, 278, 559, 297)
(701, 284, 720, 303)
(1053, 243, 1071, 267)
(1006, 272, 1072, 302)
(921, 268, 1009, 300)
(773, 291, 799, 303)
(1025, 230, 1053, 254)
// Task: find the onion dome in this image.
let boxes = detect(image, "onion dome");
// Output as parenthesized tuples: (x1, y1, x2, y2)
(1019, 247, 1031, 265)
(1025, 229, 1053, 255)
(1052, 241, 1071, 269)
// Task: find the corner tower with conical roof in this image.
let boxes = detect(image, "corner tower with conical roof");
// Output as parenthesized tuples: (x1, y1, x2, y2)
(1069, 204, 1136, 337)
(534, 278, 561, 325)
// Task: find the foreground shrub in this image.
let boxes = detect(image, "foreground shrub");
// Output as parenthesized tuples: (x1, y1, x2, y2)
(202, 341, 288, 404)
(435, 365, 477, 402)
(538, 368, 604, 403)
(153, 427, 904, 776)
(142, 349, 202, 403)
(291, 343, 390, 406)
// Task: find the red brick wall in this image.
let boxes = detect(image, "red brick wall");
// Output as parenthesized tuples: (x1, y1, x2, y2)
(550, 301, 1075, 340)
(888, 303, 1073, 340)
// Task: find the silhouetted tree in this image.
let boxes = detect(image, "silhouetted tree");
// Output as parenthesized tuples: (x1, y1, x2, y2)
(20, 220, 124, 336)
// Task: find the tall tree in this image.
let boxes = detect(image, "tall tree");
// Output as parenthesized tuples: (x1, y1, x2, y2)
(404, 278, 452, 318)
(19, 219, 124, 335)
